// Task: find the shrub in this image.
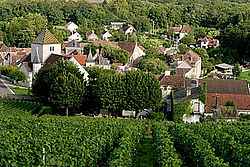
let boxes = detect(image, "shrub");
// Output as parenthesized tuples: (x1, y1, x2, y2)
(149, 112, 164, 121)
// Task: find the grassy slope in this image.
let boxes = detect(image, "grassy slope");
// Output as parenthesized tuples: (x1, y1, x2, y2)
(237, 71, 250, 84)
(10, 87, 29, 95)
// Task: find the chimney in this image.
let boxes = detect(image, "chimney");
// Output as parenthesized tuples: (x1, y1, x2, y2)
(216, 95, 220, 110)
(186, 87, 191, 96)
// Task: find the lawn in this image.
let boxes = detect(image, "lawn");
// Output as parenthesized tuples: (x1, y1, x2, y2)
(10, 87, 29, 95)
(237, 70, 250, 83)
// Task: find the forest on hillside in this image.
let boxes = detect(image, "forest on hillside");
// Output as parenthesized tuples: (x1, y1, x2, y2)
(0, 0, 249, 61)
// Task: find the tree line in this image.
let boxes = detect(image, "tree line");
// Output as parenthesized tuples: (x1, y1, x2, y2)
(0, 0, 249, 61)
(32, 59, 162, 116)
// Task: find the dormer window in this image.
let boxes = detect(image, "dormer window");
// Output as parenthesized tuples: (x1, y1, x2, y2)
(50, 47, 54, 51)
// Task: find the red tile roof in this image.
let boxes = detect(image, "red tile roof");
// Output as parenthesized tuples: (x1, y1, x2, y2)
(207, 93, 250, 110)
(73, 55, 87, 66)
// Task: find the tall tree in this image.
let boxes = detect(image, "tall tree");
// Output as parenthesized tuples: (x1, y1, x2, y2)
(49, 72, 85, 116)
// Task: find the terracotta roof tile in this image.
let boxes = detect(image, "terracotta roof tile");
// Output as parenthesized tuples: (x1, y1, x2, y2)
(207, 93, 250, 110)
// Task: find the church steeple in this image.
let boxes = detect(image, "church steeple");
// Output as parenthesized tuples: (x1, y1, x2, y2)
(86, 48, 94, 62)
(32, 27, 60, 45)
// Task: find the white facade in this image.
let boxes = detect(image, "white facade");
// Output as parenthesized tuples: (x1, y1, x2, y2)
(69, 57, 89, 81)
(19, 64, 33, 88)
(68, 32, 82, 42)
(126, 43, 146, 66)
(124, 25, 136, 35)
(183, 99, 204, 123)
(31, 43, 61, 63)
(101, 32, 112, 41)
(66, 22, 78, 32)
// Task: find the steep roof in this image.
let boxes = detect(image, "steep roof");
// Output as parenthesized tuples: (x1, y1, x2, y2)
(207, 93, 250, 110)
(73, 55, 87, 66)
(32, 28, 60, 45)
(180, 25, 190, 33)
(199, 79, 249, 95)
(86, 49, 94, 62)
(42, 54, 70, 69)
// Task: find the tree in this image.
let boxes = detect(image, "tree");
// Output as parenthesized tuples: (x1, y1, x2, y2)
(32, 59, 83, 104)
(125, 71, 162, 114)
(233, 62, 241, 77)
(178, 44, 188, 54)
(193, 48, 213, 72)
(9, 70, 26, 85)
(49, 72, 85, 116)
(101, 44, 130, 64)
(137, 57, 168, 74)
(181, 35, 196, 45)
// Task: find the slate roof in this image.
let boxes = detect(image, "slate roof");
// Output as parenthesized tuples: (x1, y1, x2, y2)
(86, 49, 94, 62)
(174, 87, 202, 104)
(199, 79, 249, 95)
(22, 62, 32, 72)
(32, 28, 60, 45)
(66, 40, 81, 48)
(207, 93, 250, 110)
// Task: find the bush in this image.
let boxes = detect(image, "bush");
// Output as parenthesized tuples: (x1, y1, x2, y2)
(1, 65, 18, 76)
(239, 114, 250, 121)
(149, 112, 164, 121)
(9, 70, 26, 84)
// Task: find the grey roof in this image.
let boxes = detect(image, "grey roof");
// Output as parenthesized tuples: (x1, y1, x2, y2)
(95, 53, 109, 65)
(32, 28, 60, 45)
(174, 87, 202, 104)
(86, 48, 94, 62)
(199, 79, 249, 95)
(66, 40, 81, 48)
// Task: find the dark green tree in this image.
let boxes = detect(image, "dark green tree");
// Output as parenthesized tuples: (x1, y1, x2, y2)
(49, 72, 85, 116)
(137, 57, 168, 75)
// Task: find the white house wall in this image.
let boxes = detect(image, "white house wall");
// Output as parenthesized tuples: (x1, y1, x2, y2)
(69, 57, 89, 81)
(31, 44, 61, 63)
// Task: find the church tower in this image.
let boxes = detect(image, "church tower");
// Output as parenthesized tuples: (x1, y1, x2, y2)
(85, 48, 96, 67)
(31, 27, 61, 64)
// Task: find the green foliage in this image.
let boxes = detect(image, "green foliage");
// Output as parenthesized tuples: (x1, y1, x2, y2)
(225, 100, 235, 107)
(9, 70, 26, 83)
(0, 65, 18, 76)
(173, 100, 193, 122)
(178, 44, 189, 54)
(3, 13, 46, 47)
(149, 112, 164, 121)
(101, 44, 130, 64)
(237, 70, 250, 84)
(181, 35, 196, 45)
(138, 35, 162, 55)
(232, 62, 241, 77)
(208, 47, 239, 65)
(198, 82, 207, 105)
(137, 57, 168, 74)
(94, 70, 162, 115)
(0, 100, 145, 166)
(168, 124, 229, 167)
(186, 122, 249, 166)
(86, 66, 116, 80)
(32, 59, 83, 107)
(152, 123, 183, 167)
(193, 48, 213, 72)
(49, 72, 85, 116)
(108, 121, 145, 166)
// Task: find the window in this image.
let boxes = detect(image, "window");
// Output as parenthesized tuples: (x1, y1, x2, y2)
(50, 47, 54, 51)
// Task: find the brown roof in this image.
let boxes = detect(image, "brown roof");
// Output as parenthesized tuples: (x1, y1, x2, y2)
(32, 28, 60, 45)
(180, 25, 190, 33)
(176, 68, 192, 76)
(22, 62, 32, 72)
(207, 93, 250, 110)
(67, 55, 87, 66)
(42, 54, 71, 69)
(199, 79, 249, 95)
(160, 75, 191, 90)
(92, 41, 137, 55)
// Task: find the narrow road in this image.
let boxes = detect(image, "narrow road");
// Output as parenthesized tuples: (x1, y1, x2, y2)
(0, 79, 14, 94)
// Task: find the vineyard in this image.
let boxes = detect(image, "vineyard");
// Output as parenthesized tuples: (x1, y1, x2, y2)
(0, 99, 249, 166)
